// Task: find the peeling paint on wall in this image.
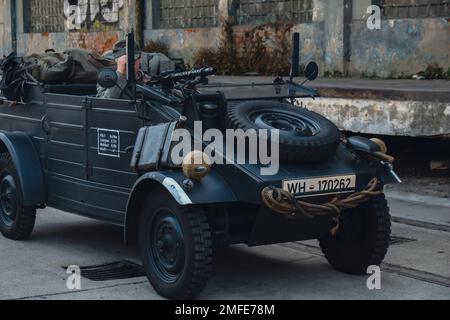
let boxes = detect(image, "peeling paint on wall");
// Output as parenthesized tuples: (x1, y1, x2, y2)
(351, 18, 450, 77)
(16, 30, 122, 55)
(1, 0, 449, 78)
(304, 98, 450, 137)
(64, 0, 124, 30)
(145, 27, 222, 64)
(6, 0, 131, 55)
(145, 0, 449, 78)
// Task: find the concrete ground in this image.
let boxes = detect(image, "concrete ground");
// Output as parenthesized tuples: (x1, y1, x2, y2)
(0, 188, 449, 300)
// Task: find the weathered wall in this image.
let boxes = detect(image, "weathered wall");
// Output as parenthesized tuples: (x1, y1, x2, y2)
(145, 27, 223, 65)
(13, 0, 134, 55)
(16, 31, 123, 56)
(350, 18, 450, 77)
(1, 0, 449, 77)
(292, 23, 326, 72)
(144, 0, 450, 77)
(145, 23, 330, 72)
(145, 0, 232, 64)
(0, 0, 13, 56)
(304, 97, 450, 137)
(144, 0, 342, 74)
(0, 0, 6, 56)
(322, 0, 345, 73)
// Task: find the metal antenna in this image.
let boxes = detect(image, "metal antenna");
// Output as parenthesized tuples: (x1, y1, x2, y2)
(290, 32, 300, 82)
(126, 31, 136, 100)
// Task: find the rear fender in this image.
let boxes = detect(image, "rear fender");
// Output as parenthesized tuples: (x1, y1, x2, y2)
(0, 131, 46, 206)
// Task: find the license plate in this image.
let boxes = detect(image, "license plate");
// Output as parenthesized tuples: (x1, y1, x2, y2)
(283, 174, 356, 197)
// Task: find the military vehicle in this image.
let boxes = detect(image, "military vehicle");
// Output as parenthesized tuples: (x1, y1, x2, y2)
(0, 33, 399, 299)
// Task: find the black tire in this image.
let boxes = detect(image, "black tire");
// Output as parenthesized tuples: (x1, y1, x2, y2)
(139, 191, 212, 300)
(319, 194, 391, 275)
(226, 101, 340, 163)
(0, 152, 36, 240)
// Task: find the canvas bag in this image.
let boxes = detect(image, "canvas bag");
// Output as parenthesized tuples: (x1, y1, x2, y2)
(23, 49, 115, 84)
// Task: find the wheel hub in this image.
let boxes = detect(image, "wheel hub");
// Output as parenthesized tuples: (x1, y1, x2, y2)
(253, 110, 320, 137)
(150, 213, 185, 283)
(0, 174, 17, 223)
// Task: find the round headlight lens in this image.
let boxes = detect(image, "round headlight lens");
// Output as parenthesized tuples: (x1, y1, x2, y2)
(182, 151, 212, 181)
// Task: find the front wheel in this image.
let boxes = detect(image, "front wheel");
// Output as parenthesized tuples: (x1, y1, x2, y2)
(319, 194, 391, 275)
(139, 192, 212, 300)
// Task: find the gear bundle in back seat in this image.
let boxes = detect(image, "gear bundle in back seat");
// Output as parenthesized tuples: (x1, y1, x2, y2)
(0, 52, 29, 101)
(23, 48, 116, 84)
(1, 49, 115, 101)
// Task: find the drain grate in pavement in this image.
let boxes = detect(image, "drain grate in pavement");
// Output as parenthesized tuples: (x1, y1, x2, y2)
(390, 236, 417, 246)
(76, 261, 146, 282)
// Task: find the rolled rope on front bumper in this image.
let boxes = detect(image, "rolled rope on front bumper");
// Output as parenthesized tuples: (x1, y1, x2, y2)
(261, 178, 382, 220)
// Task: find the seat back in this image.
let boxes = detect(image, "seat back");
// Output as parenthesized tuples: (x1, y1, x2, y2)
(43, 83, 98, 96)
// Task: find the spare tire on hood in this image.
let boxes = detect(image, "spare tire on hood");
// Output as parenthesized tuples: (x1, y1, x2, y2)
(226, 101, 340, 163)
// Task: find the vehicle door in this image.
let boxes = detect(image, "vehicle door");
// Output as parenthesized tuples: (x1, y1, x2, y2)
(85, 96, 143, 223)
(44, 93, 90, 213)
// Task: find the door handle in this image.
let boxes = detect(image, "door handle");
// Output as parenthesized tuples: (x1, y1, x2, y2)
(41, 115, 51, 134)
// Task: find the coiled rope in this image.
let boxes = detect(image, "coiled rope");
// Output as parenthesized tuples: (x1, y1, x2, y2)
(261, 178, 382, 220)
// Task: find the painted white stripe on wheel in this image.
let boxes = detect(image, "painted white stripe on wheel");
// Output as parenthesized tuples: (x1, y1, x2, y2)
(162, 178, 193, 205)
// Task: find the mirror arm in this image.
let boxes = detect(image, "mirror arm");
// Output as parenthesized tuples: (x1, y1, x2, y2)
(286, 80, 319, 99)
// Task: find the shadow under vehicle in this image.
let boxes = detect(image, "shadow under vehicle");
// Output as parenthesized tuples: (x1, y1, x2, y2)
(0, 33, 400, 299)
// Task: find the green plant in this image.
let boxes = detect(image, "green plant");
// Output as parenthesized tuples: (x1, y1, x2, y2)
(324, 70, 344, 78)
(216, 18, 240, 75)
(418, 63, 445, 80)
(369, 71, 379, 79)
(192, 21, 293, 76)
(143, 40, 170, 56)
(396, 72, 413, 80)
(192, 48, 219, 69)
(192, 18, 240, 75)
(333, 70, 344, 78)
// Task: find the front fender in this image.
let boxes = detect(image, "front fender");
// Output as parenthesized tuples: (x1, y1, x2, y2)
(129, 169, 238, 207)
(0, 131, 46, 206)
(124, 169, 237, 244)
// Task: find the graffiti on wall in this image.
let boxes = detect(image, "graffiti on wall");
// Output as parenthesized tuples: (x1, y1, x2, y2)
(64, 0, 124, 30)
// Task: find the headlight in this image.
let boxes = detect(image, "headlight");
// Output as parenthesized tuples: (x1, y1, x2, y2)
(182, 151, 212, 181)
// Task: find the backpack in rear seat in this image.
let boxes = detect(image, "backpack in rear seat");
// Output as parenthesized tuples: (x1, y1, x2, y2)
(23, 49, 116, 84)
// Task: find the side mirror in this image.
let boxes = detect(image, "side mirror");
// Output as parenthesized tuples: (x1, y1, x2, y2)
(97, 68, 118, 89)
(304, 62, 319, 81)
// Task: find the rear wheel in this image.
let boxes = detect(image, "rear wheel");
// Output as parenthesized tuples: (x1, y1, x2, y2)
(319, 194, 391, 274)
(0, 152, 36, 240)
(139, 192, 212, 300)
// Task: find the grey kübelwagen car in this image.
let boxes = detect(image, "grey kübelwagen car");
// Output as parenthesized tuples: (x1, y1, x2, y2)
(0, 33, 400, 299)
